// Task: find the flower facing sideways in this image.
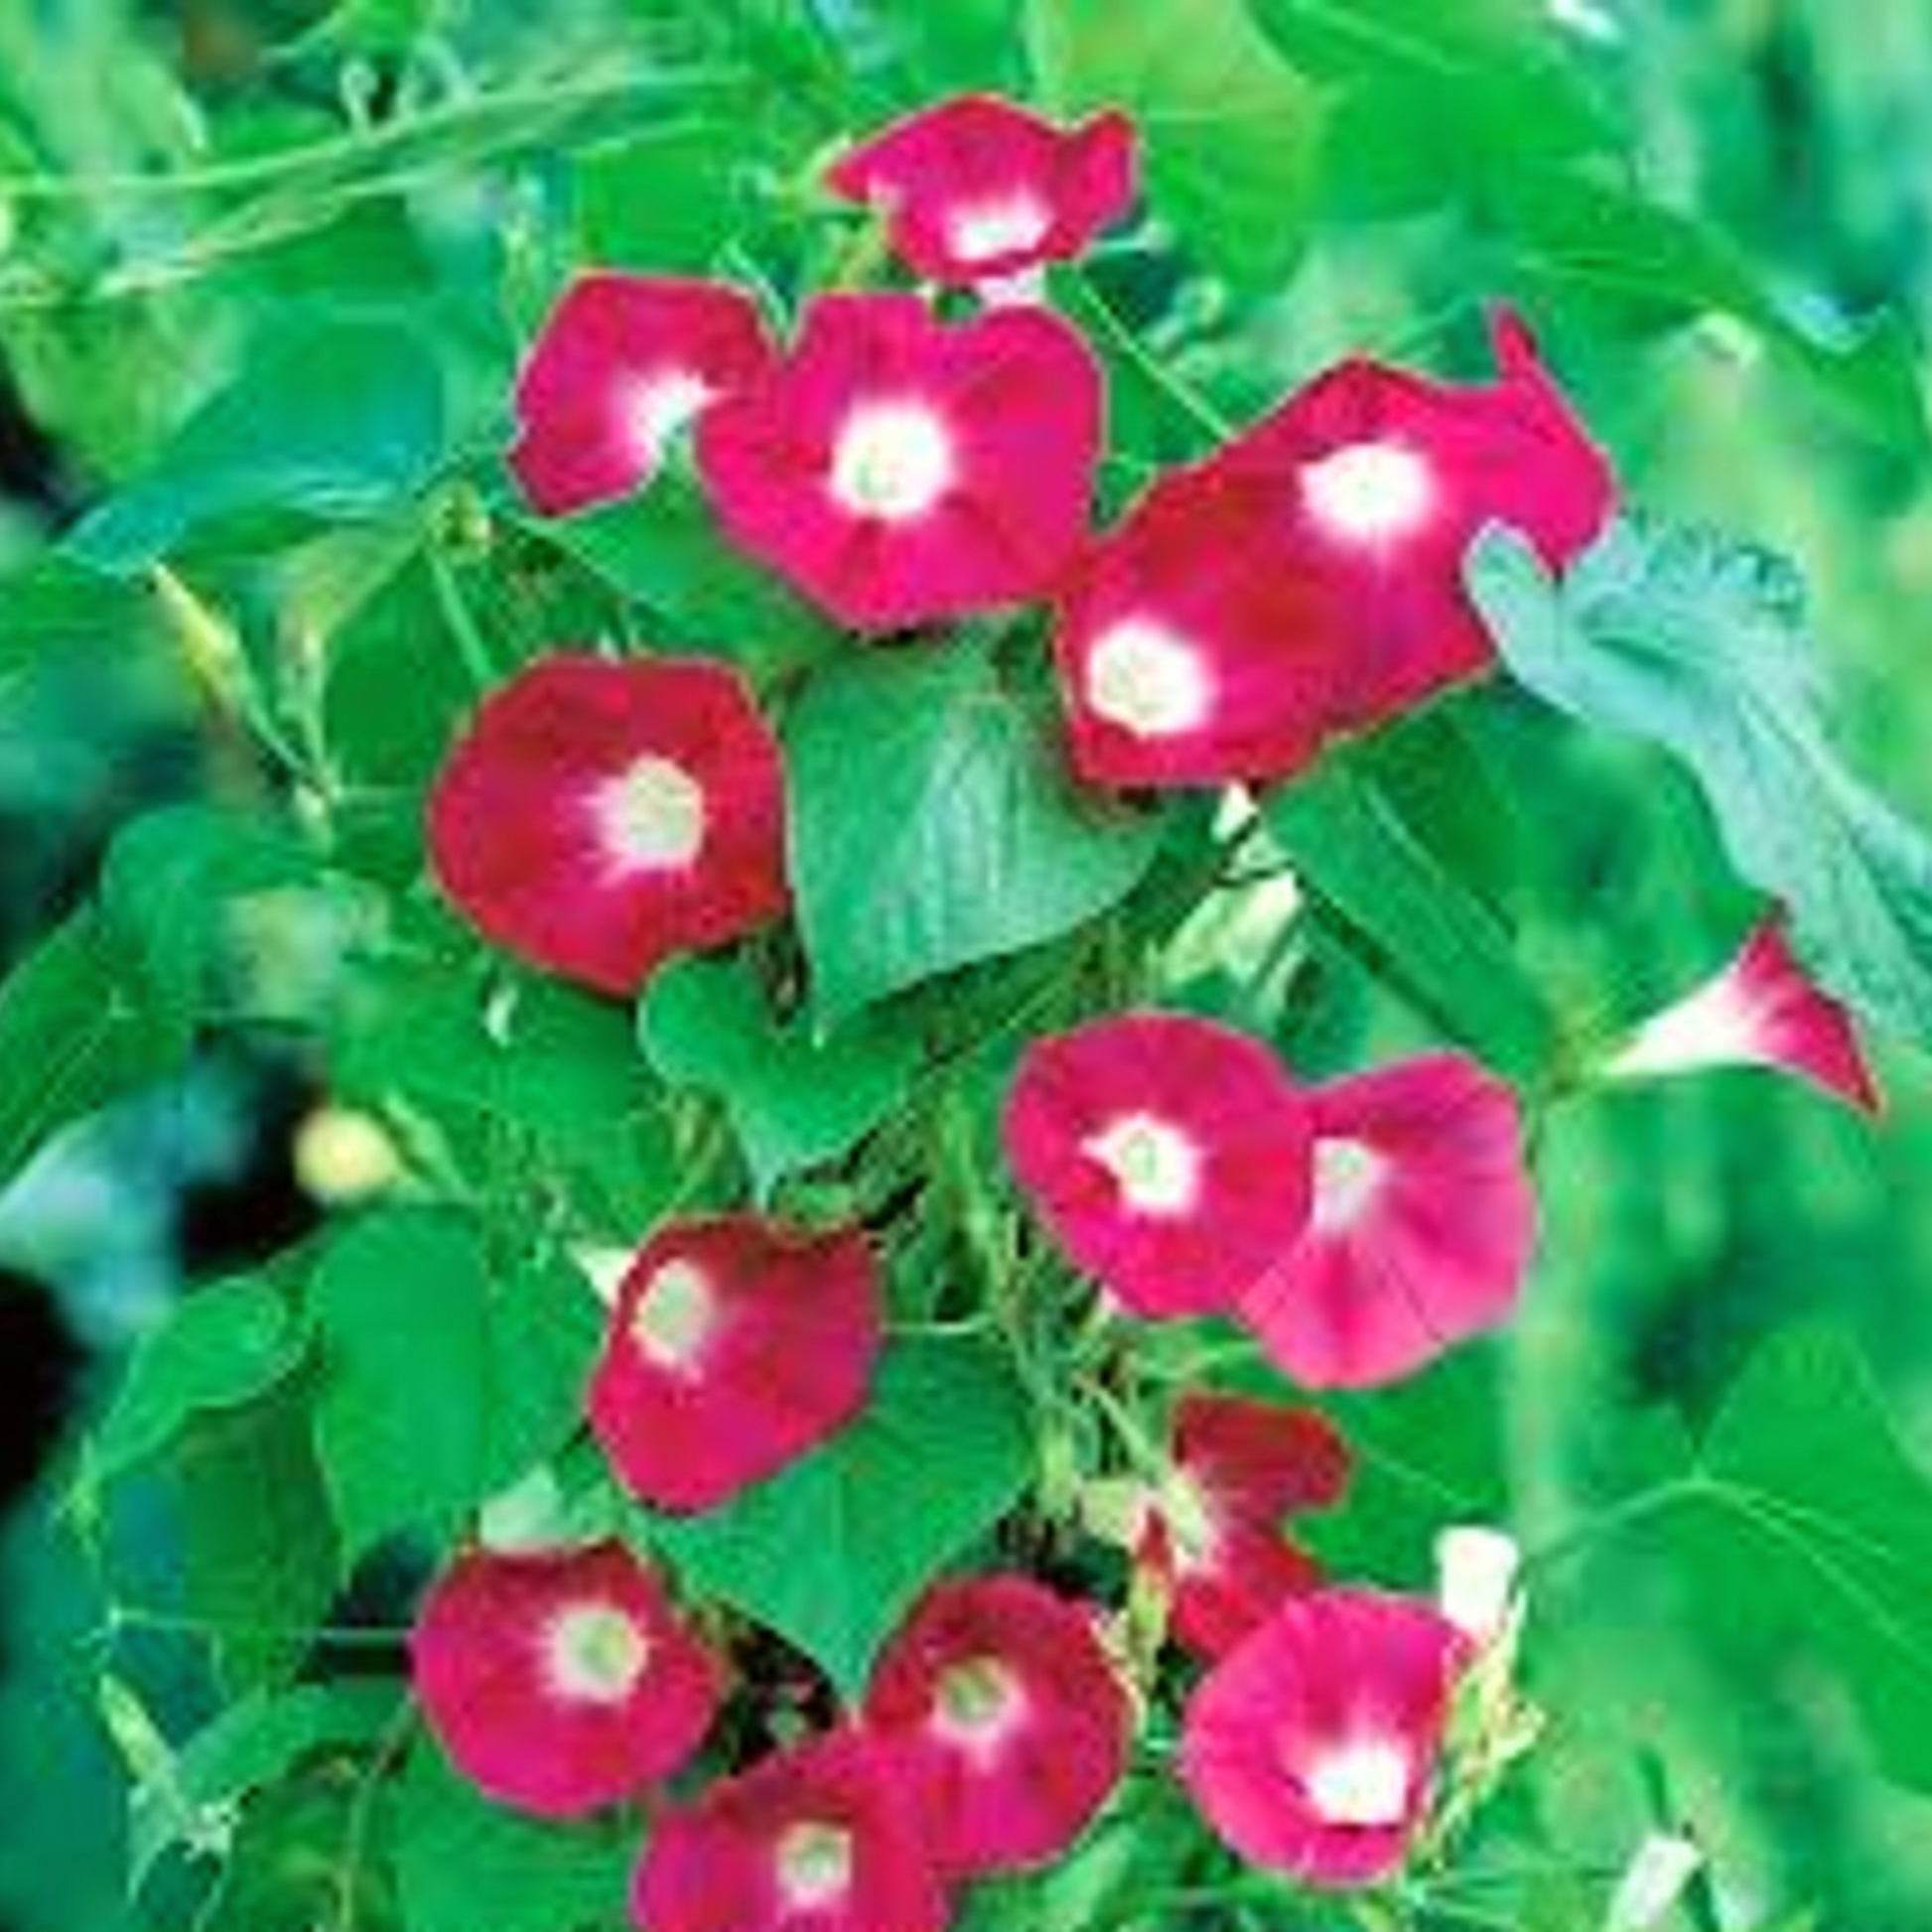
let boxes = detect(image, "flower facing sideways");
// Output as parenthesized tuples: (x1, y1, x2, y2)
(1003, 1011, 1314, 1318)
(826, 92, 1137, 288)
(1140, 1392, 1351, 1658)
(508, 273, 772, 516)
(1603, 914, 1881, 1114)
(410, 1541, 721, 1817)
(588, 1214, 883, 1513)
(1241, 1052, 1537, 1389)
(864, 1575, 1131, 1875)
(427, 653, 789, 998)
(1181, 1587, 1469, 1889)
(697, 292, 1102, 629)
(1215, 308, 1614, 725)
(633, 1728, 950, 1932)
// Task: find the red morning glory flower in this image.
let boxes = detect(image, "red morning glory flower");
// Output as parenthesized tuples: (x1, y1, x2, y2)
(825, 92, 1137, 287)
(1003, 1011, 1314, 1318)
(427, 653, 788, 998)
(587, 1214, 883, 1513)
(1216, 308, 1614, 724)
(1604, 914, 1881, 1113)
(1051, 461, 1357, 788)
(863, 1575, 1131, 1876)
(632, 1727, 950, 1932)
(696, 292, 1103, 629)
(1240, 1053, 1537, 1389)
(410, 1541, 721, 1818)
(1141, 1393, 1351, 1659)
(508, 273, 772, 516)
(1180, 1588, 1469, 1890)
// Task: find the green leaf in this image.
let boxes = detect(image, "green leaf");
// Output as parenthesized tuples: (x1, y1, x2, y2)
(98, 805, 323, 1046)
(175, 1379, 343, 1698)
(131, 1682, 402, 1894)
(310, 1212, 491, 1561)
(92, 1273, 308, 1488)
(1026, 0, 1323, 287)
(1639, 1327, 1932, 1794)
(1264, 742, 1559, 1080)
(196, 1759, 399, 1932)
(1468, 515, 1932, 1046)
(1486, 171, 1929, 461)
(526, 477, 839, 681)
(67, 321, 448, 573)
(639, 955, 921, 1197)
(311, 1211, 601, 1562)
(787, 642, 1166, 1026)
(573, 122, 742, 271)
(0, 905, 176, 1199)
(650, 1337, 1034, 1701)
(391, 1741, 632, 1932)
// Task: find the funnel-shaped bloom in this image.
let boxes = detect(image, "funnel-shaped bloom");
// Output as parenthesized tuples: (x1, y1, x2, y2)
(1004, 1011, 1314, 1318)
(1181, 1588, 1468, 1889)
(509, 273, 772, 516)
(1217, 309, 1614, 723)
(826, 93, 1137, 287)
(1240, 1053, 1536, 1389)
(428, 653, 788, 997)
(864, 1575, 1130, 1875)
(697, 292, 1102, 629)
(411, 1542, 721, 1818)
(633, 1728, 949, 1932)
(588, 1214, 882, 1513)
(1141, 1393, 1351, 1658)
(1051, 462, 1357, 788)
(1604, 915, 1880, 1114)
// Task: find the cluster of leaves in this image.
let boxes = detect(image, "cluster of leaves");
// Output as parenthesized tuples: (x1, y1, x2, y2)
(3, 2, 1932, 1929)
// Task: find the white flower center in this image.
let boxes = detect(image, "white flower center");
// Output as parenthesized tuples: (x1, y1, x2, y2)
(775, 1822, 855, 1910)
(1085, 1112, 1203, 1218)
(1311, 1137, 1385, 1235)
(931, 1655, 1026, 1754)
(592, 754, 707, 873)
(544, 1601, 650, 1706)
(631, 1258, 719, 1374)
(1084, 618, 1213, 739)
(1303, 1735, 1412, 1829)
(945, 191, 1053, 266)
(624, 367, 715, 467)
(829, 399, 956, 522)
(1301, 439, 1436, 549)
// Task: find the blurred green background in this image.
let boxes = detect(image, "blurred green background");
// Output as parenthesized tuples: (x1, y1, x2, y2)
(3, 2, 1931, 1927)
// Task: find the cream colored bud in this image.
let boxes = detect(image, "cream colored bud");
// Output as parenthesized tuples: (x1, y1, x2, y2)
(294, 1107, 401, 1204)
(1607, 1832, 1704, 1931)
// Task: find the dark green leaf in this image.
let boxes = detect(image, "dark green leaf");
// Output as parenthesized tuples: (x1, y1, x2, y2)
(1026, 0, 1323, 287)
(67, 322, 447, 573)
(311, 1210, 602, 1562)
(525, 477, 839, 681)
(787, 641, 1166, 1026)
(1265, 743, 1559, 1080)
(650, 1337, 1033, 1701)
(175, 1379, 343, 1698)
(639, 955, 921, 1197)
(391, 1741, 632, 1932)
(92, 1273, 308, 1488)
(1469, 515, 1932, 1045)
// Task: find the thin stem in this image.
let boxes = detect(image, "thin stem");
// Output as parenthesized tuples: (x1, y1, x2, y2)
(1066, 267, 1237, 444)
(427, 543, 501, 693)
(96, 1603, 412, 1650)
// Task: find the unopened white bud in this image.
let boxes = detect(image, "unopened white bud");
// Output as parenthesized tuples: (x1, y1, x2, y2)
(1606, 1832, 1704, 1932)
(1435, 1525, 1521, 1644)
